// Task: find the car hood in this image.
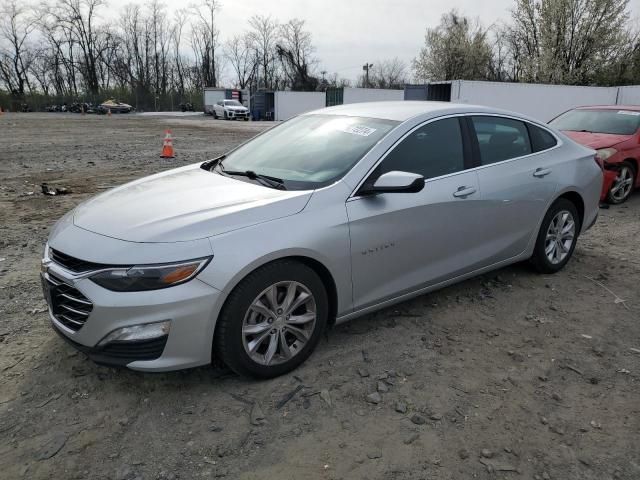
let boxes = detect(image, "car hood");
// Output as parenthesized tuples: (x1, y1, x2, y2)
(73, 165, 312, 243)
(227, 106, 248, 111)
(562, 131, 631, 149)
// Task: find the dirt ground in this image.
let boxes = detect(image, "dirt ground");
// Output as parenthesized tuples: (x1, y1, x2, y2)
(1, 112, 639, 480)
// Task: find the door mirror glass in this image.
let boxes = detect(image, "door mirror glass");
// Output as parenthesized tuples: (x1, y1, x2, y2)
(360, 171, 425, 195)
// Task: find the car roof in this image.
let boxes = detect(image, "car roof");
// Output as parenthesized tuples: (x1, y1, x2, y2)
(574, 105, 640, 112)
(304, 101, 536, 122)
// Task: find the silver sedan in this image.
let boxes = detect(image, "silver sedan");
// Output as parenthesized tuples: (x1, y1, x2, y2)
(42, 102, 602, 377)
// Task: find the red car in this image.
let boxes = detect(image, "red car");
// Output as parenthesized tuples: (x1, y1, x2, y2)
(550, 106, 640, 204)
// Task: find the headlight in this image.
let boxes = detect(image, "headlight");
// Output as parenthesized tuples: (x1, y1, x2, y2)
(90, 257, 211, 292)
(595, 148, 617, 162)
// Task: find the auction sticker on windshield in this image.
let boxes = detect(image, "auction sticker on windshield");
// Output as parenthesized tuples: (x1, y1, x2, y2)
(617, 110, 640, 116)
(339, 125, 377, 136)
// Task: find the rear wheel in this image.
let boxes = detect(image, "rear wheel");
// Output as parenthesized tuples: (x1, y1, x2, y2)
(214, 260, 328, 378)
(606, 161, 636, 204)
(212, 109, 218, 119)
(530, 198, 580, 273)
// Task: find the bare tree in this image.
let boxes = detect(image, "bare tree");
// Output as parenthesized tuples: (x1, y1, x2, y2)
(277, 18, 318, 90)
(224, 34, 255, 89)
(170, 9, 189, 96)
(189, 0, 221, 87)
(0, 0, 37, 97)
(413, 10, 493, 82)
(45, 0, 107, 95)
(247, 14, 280, 89)
(358, 58, 407, 88)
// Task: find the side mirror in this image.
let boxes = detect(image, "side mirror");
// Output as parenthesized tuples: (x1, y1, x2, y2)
(359, 171, 425, 195)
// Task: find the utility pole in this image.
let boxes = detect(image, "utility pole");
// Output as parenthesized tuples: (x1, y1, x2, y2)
(363, 63, 373, 88)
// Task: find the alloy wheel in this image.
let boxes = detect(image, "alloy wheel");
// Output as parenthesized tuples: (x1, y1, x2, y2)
(610, 166, 634, 202)
(242, 281, 317, 366)
(545, 210, 576, 265)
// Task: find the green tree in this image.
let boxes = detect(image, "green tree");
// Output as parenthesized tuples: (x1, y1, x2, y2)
(413, 10, 493, 82)
(509, 0, 631, 84)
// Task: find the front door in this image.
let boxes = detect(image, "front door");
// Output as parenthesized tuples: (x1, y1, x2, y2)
(346, 117, 484, 311)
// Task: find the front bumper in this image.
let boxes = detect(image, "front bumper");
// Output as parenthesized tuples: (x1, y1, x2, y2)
(226, 110, 249, 119)
(42, 257, 223, 372)
(601, 169, 617, 200)
(50, 319, 169, 367)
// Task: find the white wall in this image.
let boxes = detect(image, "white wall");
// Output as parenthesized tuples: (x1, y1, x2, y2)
(452, 80, 619, 122)
(343, 87, 404, 104)
(617, 86, 640, 106)
(274, 91, 326, 121)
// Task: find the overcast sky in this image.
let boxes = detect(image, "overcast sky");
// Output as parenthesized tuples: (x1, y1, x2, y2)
(111, 0, 640, 84)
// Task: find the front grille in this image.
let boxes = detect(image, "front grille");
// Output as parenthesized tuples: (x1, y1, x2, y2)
(44, 274, 93, 331)
(50, 248, 116, 273)
(100, 336, 168, 361)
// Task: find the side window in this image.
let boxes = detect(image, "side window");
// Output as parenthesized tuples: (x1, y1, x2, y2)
(528, 124, 558, 152)
(471, 116, 532, 165)
(217, 100, 223, 106)
(375, 118, 465, 180)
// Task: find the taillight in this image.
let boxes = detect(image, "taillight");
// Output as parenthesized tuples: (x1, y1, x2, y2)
(594, 154, 604, 170)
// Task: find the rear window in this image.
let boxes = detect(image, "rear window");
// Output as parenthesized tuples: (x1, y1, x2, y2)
(471, 116, 532, 165)
(528, 124, 557, 152)
(550, 109, 640, 135)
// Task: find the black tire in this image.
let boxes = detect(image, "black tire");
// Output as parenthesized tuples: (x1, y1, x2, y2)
(529, 198, 581, 274)
(214, 260, 328, 378)
(212, 110, 218, 119)
(606, 161, 636, 205)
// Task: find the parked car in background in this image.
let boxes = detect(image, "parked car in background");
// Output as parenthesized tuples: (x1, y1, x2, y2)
(42, 102, 601, 378)
(97, 99, 133, 114)
(212, 99, 250, 120)
(550, 106, 640, 204)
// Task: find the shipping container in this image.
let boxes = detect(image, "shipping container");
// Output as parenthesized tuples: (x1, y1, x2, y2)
(273, 91, 325, 121)
(405, 81, 623, 121)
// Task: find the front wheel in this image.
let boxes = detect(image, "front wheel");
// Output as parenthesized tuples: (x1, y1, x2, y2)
(530, 198, 580, 274)
(214, 260, 328, 378)
(606, 161, 636, 204)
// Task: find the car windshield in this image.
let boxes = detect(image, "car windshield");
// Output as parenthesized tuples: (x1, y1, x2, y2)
(219, 114, 399, 189)
(550, 109, 640, 135)
(224, 100, 242, 106)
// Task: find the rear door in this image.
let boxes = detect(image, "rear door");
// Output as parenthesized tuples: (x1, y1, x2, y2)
(468, 115, 560, 262)
(347, 116, 484, 310)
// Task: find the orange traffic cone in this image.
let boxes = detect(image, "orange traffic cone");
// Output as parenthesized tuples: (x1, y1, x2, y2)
(160, 129, 175, 158)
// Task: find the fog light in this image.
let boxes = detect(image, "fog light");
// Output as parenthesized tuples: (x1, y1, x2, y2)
(97, 320, 170, 346)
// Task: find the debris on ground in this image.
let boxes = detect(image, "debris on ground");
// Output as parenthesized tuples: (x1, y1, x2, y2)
(41, 183, 71, 196)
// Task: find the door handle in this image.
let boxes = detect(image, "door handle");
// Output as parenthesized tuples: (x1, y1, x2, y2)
(533, 167, 552, 178)
(452, 186, 477, 198)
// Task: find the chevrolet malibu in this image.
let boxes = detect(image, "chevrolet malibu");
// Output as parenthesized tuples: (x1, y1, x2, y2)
(42, 102, 602, 378)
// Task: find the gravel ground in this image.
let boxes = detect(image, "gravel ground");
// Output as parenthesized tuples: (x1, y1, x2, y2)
(1, 112, 639, 480)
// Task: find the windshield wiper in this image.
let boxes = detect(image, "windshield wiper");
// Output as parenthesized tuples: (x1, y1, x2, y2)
(230, 171, 286, 190)
(204, 156, 286, 190)
(219, 163, 286, 190)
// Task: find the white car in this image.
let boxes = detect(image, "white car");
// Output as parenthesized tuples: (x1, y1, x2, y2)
(213, 100, 250, 120)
